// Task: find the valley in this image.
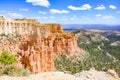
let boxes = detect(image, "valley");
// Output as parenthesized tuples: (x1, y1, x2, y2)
(55, 28, 120, 77)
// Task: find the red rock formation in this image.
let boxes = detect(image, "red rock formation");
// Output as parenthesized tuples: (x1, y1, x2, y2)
(17, 31, 78, 74)
(0, 17, 87, 74)
(17, 38, 55, 74)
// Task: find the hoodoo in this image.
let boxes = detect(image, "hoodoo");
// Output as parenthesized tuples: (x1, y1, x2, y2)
(0, 16, 83, 74)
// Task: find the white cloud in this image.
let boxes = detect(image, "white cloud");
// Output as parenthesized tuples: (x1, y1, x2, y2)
(50, 9, 69, 14)
(109, 5, 116, 9)
(0, 10, 22, 18)
(33, 16, 56, 21)
(96, 14, 101, 17)
(0, 10, 6, 13)
(19, 8, 29, 11)
(39, 11, 46, 14)
(8, 12, 22, 18)
(68, 4, 91, 10)
(70, 15, 78, 20)
(95, 14, 115, 20)
(49, 16, 55, 19)
(116, 11, 120, 14)
(26, 0, 50, 7)
(102, 15, 115, 19)
(94, 5, 105, 10)
(33, 17, 41, 19)
(42, 16, 47, 20)
(62, 16, 68, 20)
(61, 10, 69, 13)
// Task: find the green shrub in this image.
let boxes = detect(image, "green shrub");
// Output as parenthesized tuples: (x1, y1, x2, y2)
(0, 51, 31, 76)
(0, 63, 5, 75)
(0, 64, 31, 76)
(0, 51, 17, 65)
(4, 64, 31, 76)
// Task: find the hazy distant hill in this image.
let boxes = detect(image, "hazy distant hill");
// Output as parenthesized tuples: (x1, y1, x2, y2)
(98, 31, 120, 40)
(72, 30, 109, 44)
(62, 24, 120, 32)
(88, 29, 120, 40)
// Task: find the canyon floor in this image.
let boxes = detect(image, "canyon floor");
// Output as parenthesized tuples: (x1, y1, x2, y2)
(0, 69, 119, 80)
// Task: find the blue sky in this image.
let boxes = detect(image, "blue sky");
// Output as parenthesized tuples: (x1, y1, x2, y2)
(0, 0, 120, 24)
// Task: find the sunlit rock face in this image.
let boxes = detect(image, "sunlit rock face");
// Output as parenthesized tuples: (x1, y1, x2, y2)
(0, 16, 84, 74)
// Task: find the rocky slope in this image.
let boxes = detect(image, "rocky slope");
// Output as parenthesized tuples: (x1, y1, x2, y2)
(72, 30, 109, 44)
(0, 69, 119, 80)
(110, 41, 120, 46)
(75, 69, 120, 80)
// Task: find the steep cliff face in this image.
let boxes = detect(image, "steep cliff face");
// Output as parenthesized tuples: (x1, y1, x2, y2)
(0, 17, 88, 74)
(16, 24, 80, 74)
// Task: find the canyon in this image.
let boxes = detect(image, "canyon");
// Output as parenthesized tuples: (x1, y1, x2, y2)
(0, 16, 87, 74)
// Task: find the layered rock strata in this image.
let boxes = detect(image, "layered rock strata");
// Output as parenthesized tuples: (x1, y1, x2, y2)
(0, 16, 86, 74)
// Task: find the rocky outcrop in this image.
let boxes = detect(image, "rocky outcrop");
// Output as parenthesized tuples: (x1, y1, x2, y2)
(0, 70, 119, 80)
(110, 41, 120, 46)
(0, 17, 87, 74)
(75, 69, 120, 80)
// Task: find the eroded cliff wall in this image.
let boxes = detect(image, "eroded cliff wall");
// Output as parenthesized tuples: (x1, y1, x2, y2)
(0, 16, 87, 74)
